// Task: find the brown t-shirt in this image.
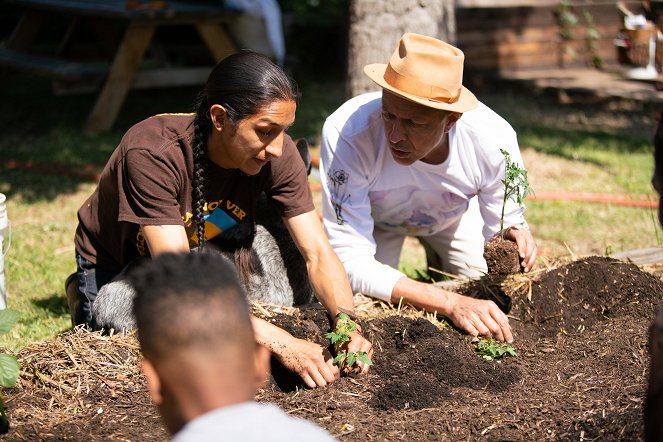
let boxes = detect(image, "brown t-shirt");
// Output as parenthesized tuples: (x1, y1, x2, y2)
(74, 113, 314, 273)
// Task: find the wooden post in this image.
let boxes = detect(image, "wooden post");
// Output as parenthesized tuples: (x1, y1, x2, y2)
(195, 22, 237, 62)
(346, 0, 456, 99)
(6, 10, 44, 50)
(84, 21, 155, 134)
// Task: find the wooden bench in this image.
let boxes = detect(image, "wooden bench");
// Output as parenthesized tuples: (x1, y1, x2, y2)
(1, 0, 243, 133)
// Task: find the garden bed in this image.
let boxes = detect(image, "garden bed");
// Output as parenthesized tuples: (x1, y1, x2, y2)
(2, 256, 662, 441)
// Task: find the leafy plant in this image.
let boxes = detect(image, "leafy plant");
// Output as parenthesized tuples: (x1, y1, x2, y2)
(0, 309, 21, 434)
(475, 338, 516, 361)
(325, 312, 373, 370)
(583, 11, 603, 68)
(499, 149, 533, 239)
(555, 0, 579, 63)
(555, 0, 602, 68)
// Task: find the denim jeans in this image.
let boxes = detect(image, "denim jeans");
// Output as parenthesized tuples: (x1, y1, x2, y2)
(73, 253, 120, 327)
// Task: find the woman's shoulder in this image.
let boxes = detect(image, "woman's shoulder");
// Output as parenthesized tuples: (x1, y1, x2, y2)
(121, 113, 196, 150)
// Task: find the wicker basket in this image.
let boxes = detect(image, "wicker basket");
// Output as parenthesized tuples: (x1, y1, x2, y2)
(620, 28, 660, 69)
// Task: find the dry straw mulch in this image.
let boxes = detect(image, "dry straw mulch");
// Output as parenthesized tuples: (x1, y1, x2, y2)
(3, 328, 166, 441)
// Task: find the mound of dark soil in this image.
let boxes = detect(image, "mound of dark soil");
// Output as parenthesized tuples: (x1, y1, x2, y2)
(259, 256, 663, 440)
(512, 256, 663, 342)
(2, 256, 661, 441)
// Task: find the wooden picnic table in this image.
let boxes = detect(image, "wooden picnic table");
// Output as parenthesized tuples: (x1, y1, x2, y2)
(1, 0, 242, 133)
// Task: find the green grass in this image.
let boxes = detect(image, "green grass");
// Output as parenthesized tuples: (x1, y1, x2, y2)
(0, 175, 94, 351)
(1, 73, 662, 350)
(527, 200, 662, 257)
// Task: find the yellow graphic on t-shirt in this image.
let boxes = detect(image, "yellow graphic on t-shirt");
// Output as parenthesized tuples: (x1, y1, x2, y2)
(187, 199, 247, 244)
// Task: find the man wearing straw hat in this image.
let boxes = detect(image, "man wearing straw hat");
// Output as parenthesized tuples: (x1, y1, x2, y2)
(320, 33, 537, 342)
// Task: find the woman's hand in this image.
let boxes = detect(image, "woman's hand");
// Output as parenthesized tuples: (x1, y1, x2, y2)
(344, 329, 374, 374)
(272, 335, 340, 388)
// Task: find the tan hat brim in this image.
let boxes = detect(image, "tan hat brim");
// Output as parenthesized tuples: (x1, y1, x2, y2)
(364, 63, 478, 113)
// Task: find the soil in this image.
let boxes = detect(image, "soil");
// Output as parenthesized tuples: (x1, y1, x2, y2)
(2, 256, 662, 441)
(484, 236, 521, 275)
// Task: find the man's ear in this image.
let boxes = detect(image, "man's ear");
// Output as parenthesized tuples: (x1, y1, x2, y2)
(141, 358, 163, 405)
(210, 104, 228, 133)
(253, 344, 271, 390)
(443, 112, 462, 133)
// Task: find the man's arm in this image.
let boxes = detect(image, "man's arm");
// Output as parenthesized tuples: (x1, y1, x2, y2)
(392, 277, 513, 342)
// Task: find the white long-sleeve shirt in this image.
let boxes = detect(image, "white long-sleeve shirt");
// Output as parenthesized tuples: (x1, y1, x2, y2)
(320, 92, 529, 301)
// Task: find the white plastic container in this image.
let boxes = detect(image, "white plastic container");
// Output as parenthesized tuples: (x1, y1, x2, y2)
(0, 193, 10, 310)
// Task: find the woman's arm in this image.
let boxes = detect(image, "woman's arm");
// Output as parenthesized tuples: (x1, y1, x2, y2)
(284, 210, 374, 372)
(142, 224, 190, 256)
(143, 222, 343, 385)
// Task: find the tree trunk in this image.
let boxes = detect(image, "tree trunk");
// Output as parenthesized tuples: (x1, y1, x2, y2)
(346, 0, 456, 99)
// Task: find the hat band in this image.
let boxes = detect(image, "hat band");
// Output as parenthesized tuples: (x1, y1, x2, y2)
(383, 64, 460, 104)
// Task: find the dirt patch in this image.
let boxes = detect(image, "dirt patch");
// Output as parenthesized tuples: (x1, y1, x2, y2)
(1, 256, 661, 441)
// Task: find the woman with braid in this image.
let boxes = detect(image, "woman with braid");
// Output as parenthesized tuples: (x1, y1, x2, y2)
(68, 50, 373, 388)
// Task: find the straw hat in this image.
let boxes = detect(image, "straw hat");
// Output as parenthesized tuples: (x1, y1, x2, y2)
(364, 33, 478, 113)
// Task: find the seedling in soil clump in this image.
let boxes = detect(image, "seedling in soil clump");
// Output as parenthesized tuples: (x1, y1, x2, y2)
(484, 149, 533, 275)
(475, 338, 516, 361)
(325, 313, 373, 370)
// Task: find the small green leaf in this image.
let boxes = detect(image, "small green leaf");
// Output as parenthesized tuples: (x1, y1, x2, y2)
(327, 333, 341, 344)
(0, 310, 21, 335)
(358, 352, 373, 366)
(346, 352, 356, 367)
(337, 312, 350, 322)
(0, 354, 19, 388)
(334, 352, 346, 367)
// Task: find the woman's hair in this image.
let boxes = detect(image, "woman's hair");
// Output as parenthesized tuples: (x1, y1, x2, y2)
(191, 50, 299, 281)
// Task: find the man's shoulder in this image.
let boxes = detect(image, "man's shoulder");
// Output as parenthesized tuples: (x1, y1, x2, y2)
(323, 91, 382, 145)
(326, 91, 382, 133)
(457, 102, 515, 135)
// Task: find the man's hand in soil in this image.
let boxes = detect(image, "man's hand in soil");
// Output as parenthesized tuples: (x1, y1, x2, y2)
(504, 226, 538, 272)
(275, 335, 340, 388)
(392, 278, 514, 343)
(447, 295, 513, 343)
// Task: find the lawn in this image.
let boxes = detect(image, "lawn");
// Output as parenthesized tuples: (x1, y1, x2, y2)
(0, 72, 661, 352)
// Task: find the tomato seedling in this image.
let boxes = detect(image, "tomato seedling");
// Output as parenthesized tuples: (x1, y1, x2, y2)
(325, 312, 373, 370)
(475, 337, 517, 361)
(499, 149, 533, 239)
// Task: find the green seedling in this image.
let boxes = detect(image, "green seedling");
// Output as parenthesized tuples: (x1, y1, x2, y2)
(325, 312, 373, 370)
(499, 149, 533, 239)
(0, 309, 21, 434)
(475, 338, 517, 361)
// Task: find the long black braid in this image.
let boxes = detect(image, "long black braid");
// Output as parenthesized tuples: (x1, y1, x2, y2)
(192, 94, 212, 250)
(190, 50, 299, 279)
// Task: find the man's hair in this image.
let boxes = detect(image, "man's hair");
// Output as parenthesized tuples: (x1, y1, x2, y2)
(129, 252, 254, 361)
